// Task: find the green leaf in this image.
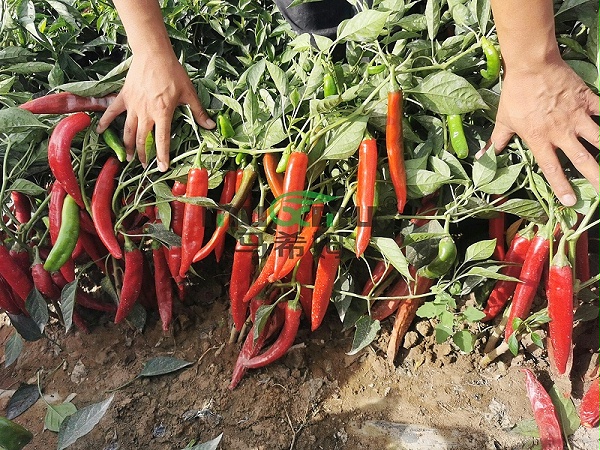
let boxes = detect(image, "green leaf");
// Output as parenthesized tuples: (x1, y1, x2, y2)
(410, 71, 488, 114)
(557, 0, 594, 15)
(0, 108, 47, 133)
(478, 164, 524, 194)
(57, 396, 114, 450)
(472, 145, 496, 187)
(571, 178, 599, 216)
(7, 313, 43, 342)
(128, 303, 147, 333)
(462, 306, 486, 322)
(2, 62, 53, 74)
(530, 331, 544, 348)
(425, 0, 441, 41)
(4, 331, 23, 367)
(548, 385, 580, 436)
(6, 383, 39, 420)
(25, 289, 48, 333)
(266, 61, 289, 96)
(497, 199, 547, 223)
(138, 357, 193, 378)
(507, 332, 519, 356)
(45, 402, 77, 433)
(262, 118, 287, 148)
(56, 80, 122, 97)
(183, 433, 223, 450)
(511, 419, 540, 438)
(465, 266, 520, 282)
(60, 280, 78, 333)
(9, 178, 46, 196)
(372, 237, 413, 281)
(463, 239, 497, 263)
(406, 169, 452, 197)
(254, 303, 278, 338)
(452, 330, 476, 352)
(347, 316, 380, 355)
(435, 324, 452, 343)
(337, 10, 391, 43)
(320, 116, 368, 160)
(212, 94, 243, 117)
(416, 302, 438, 319)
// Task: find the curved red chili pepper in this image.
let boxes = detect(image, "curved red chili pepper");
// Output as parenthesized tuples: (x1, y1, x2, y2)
(482, 227, 534, 322)
(153, 241, 174, 332)
(20, 92, 116, 114)
(386, 72, 407, 214)
(48, 112, 91, 208)
(361, 233, 404, 297)
(295, 251, 314, 318)
(245, 301, 302, 369)
(0, 276, 24, 314)
(49, 182, 67, 245)
(78, 230, 108, 274)
(59, 257, 76, 283)
(31, 247, 61, 300)
(243, 247, 277, 303)
(311, 241, 341, 331)
(164, 181, 187, 299)
(262, 153, 284, 199)
(179, 167, 209, 278)
(114, 239, 144, 324)
(546, 243, 573, 376)
(72, 310, 90, 333)
(9, 243, 31, 275)
(76, 291, 117, 313)
(214, 170, 237, 262)
(521, 368, 563, 449)
(356, 136, 378, 258)
(10, 191, 31, 225)
(504, 228, 551, 340)
(230, 234, 259, 330)
(0, 244, 33, 304)
(580, 378, 599, 428)
(489, 195, 506, 260)
(370, 265, 417, 321)
(91, 156, 123, 259)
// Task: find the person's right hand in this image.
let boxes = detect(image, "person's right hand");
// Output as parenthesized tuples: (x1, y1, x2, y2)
(96, 50, 215, 171)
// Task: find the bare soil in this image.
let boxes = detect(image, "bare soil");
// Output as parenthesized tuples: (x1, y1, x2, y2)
(1, 261, 598, 450)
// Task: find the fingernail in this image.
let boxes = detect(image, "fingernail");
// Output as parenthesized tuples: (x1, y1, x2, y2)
(561, 194, 577, 206)
(141, 161, 147, 169)
(126, 153, 133, 162)
(206, 118, 216, 129)
(158, 161, 168, 172)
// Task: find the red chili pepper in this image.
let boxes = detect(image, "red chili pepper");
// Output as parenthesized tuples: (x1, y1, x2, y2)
(386, 69, 407, 214)
(152, 241, 174, 332)
(242, 247, 277, 304)
(0, 244, 34, 304)
(50, 270, 68, 290)
(19, 92, 116, 114)
(370, 266, 416, 321)
(504, 227, 551, 340)
(78, 210, 97, 235)
(311, 241, 341, 331)
(356, 135, 378, 258)
(230, 235, 258, 330)
(245, 300, 302, 369)
(10, 191, 31, 225)
(271, 202, 323, 283)
(164, 181, 187, 299)
(489, 195, 506, 260)
(31, 247, 61, 300)
(579, 378, 600, 428)
(76, 291, 117, 313)
(9, 242, 30, 275)
(410, 195, 438, 228)
(295, 250, 314, 318)
(192, 167, 256, 263)
(170, 181, 187, 236)
(482, 226, 534, 322)
(72, 310, 90, 333)
(262, 153, 284, 199)
(59, 257, 76, 283)
(575, 229, 590, 283)
(521, 368, 563, 449)
(271, 151, 309, 280)
(49, 182, 67, 245)
(114, 238, 144, 324)
(0, 276, 23, 314)
(47, 112, 90, 208)
(546, 238, 573, 376)
(361, 233, 404, 298)
(78, 230, 108, 274)
(179, 166, 209, 278)
(91, 156, 123, 260)
(214, 170, 237, 262)
(229, 298, 285, 390)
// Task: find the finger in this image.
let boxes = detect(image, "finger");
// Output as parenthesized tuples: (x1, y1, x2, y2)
(577, 116, 600, 149)
(533, 145, 577, 206)
(477, 122, 513, 158)
(136, 121, 153, 167)
(96, 95, 126, 133)
(183, 93, 216, 130)
(585, 90, 600, 116)
(154, 117, 173, 172)
(561, 139, 600, 192)
(123, 114, 138, 162)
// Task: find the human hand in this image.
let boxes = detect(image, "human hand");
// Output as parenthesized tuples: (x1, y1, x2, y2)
(96, 51, 215, 171)
(481, 58, 599, 206)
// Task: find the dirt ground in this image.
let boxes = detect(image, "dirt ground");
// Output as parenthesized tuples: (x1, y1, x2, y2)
(1, 259, 599, 450)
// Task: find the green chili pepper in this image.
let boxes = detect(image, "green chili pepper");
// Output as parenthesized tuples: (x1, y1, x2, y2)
(0, 416, 33, 450)
(447, 114, 469, 159)
(480, 36, 501, 87)
(276, 144, 292, 173)
(367, 64, 386, 75)
(235, 152, 246, 166)
(323, 73, 337, 97)
(418, 235, 457, 279)
(43, 194, 80, 272)
(217, 112, 235, 139)
(102, 128, 127, 162)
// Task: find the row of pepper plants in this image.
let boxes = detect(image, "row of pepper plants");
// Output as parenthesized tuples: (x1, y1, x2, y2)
(0, 0, 598, 445)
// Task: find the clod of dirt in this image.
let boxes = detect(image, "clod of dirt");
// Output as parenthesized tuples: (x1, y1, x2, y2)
(70, 359, 87, 384)
(403, 331, 420, 349)
(437, 343, 453, 357)
(415, 320, 433, 337)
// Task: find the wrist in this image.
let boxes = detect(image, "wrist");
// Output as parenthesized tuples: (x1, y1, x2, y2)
(501, 42, 562, 74)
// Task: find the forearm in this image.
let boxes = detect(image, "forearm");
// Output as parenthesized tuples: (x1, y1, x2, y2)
(112, 0, 174, 57)
(490, 0, 561, 72)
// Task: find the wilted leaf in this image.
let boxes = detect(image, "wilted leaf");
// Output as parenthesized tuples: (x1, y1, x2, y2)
(45, 402, 77, 433)
(347, 316, 380, 355)
(57, 396, 114, 450)
(138, 357, 193, 378)
(6, 384, 40, 420)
